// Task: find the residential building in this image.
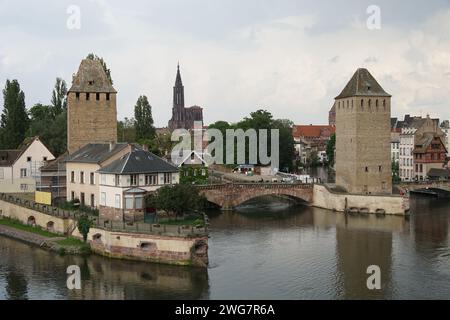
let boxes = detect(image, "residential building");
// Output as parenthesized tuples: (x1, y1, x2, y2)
(292, 125, 335, 165)
(67, 58, 118, 154)
(65, 143, 134, 207)
(97, 149, 179, 222)
(0, 136, 55, 193)
(440, 120, 450, 156)
(168, 64, 204, 131)
(399, 127, 416, 181)
(335, 68, 392, 194)
(412, 116, 447, 180)
(38, 153, 67, 201)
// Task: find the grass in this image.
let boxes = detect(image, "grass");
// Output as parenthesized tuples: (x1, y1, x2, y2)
(56, 237, 86, 247)
(0, 217, 59, 238)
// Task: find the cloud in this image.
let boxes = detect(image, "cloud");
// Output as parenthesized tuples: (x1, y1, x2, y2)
(0, 0, 450, 127)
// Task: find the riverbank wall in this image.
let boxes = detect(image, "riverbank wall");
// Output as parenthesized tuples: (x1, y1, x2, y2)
(312, 184, 409, 215)
(0, 194, 209, 267)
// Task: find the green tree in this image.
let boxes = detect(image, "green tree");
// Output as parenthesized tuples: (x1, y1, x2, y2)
(392, 160, 400, 184)
(146, 184, 205, 217)
(117, 117, 136, 143)
(77, 215, 93, 243)
(86, 53, 113, 84)
(326, 133, 336, 166)
(134, 95, 156, 141)
(272, 119, 295, 172)
(0, 80, 29, 149)
(51, 77, 67, 116)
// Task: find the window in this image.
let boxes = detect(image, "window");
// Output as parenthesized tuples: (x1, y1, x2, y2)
(0, 168, 3, 179)
(379, 166, 382, 172)
(71, 171, 75, 183)
(80, 192, 85, 206)
(90, 172, 95, 185)
(101, 192, 106, 206)
(382, 182, 387, 190)
(365, 167, 369, 172)
(115, 194, 121, 208)
(80, 171, 84, 184)
(96, 93, 100, 101)
(125, 197, 133, 209)
(106, 93, 110, 101)
(101, 174, 106, 185)
(88, 80, 94, 85)
(71, 191, 75, 201)
(145, 174, 157, 185)
(164, 173, 172, 184)
(43, 157, 47, 161)
(135, 196, 143, 209)
(20, 168, 27, 178)
(376, 99, 378, 107)
(76, 92, 80, 100)
(115, 174, 120, 186)
(86, 93, 90, 100)
(90, 194, 95, 207)
(361, 99, 364, 107)
(20, 184, 28, 190)
(130, 174, 138, 186)
(27, 156, 32, 162)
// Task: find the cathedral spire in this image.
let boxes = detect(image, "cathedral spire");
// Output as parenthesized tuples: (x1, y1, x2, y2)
(175, 62, 183, 87)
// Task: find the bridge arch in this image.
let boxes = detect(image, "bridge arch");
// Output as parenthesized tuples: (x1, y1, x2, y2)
(198, 183, 313, 210)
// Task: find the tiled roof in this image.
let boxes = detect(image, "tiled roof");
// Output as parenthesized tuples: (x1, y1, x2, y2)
(98, 149, 178, 174)
(335, 68, 391, 99)
(68, 59, 116, 93)
(428, 168, 450, 178)
(65, 143, 130, 164)
(0, 136, 46, 167)
(292, 125, 335, 139)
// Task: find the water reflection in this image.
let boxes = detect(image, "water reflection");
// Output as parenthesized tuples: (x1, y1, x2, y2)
(0, 196, 449, 299)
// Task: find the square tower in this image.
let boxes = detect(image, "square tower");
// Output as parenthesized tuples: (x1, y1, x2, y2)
(67, 58, 118, 154)
(335, 68, 392, 194)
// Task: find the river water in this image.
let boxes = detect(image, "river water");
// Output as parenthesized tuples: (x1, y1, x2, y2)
(0, 196, 449, 300)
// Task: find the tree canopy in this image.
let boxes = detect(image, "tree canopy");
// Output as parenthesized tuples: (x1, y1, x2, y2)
(134, 95, 156, 142)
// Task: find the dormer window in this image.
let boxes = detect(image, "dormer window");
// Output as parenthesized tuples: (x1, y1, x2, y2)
(76, 92, 80, 100)
(86, 93, 90, 101)
(96, 93, 100, 101)
(88, 80, 94, 85)
(367, 86, 371, 91)
(106, 93, 110, 101)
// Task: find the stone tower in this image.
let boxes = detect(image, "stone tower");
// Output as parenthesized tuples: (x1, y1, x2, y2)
(168, 64, 203, 131)
(335, 68, 392, 194)
(67, 59, 118, 154)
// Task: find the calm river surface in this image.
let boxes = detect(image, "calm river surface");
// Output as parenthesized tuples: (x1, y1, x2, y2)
(0, 196, 449, 300)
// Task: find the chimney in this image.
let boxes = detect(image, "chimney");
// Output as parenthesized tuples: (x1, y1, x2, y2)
(109, 141, 115, 152)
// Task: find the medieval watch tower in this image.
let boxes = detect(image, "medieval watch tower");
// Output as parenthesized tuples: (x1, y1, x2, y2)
(67, 58, 118, 154)
(335, 68, 392, 194)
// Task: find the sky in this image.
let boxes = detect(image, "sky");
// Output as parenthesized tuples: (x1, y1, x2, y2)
(1, 0, 450, 127)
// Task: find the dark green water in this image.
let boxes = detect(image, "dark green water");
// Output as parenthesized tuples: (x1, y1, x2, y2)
(0, 197, 449, 299)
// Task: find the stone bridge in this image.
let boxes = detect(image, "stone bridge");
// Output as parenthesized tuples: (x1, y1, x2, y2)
(196, 183, 314, 210)
(398, 180, 450, 196)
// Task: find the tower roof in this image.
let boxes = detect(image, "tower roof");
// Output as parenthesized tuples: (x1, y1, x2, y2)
(69, 58, 116, 93)
(335, 68, 391, 99)
(175, 63, 183, 87)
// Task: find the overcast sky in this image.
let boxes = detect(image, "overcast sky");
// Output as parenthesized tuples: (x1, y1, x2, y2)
(1, 0, 450, 127)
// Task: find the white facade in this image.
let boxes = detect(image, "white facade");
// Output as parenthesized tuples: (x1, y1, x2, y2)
(442, 126, 449, 156)
(99, 172, 180, 209)
(0, 137, 55, 192)
(391, 133, 400, 163)
(399, 128, 416, 181)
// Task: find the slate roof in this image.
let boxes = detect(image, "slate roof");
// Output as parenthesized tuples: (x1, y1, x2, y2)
(335, 68, 391, 99)
(98, 149, 179, 174)
(0, 150, 22, 166)
(65, 143, 130, 164)
(69, 59, 116, 93)
(40, 153, 68, 172)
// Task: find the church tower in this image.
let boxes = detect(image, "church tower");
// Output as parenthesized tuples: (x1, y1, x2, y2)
(335, 68, 392, 194)
(168, 64, 186, 130)
(67, 58, 118, 154)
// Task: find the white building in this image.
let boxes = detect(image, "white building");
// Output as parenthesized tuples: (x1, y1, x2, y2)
(97, 149, 180, 222)
(0, 136, 55, 193)
(441, 120, 450, 157)
(399, 127, 416, 181)
(391, 133, 400, 163)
